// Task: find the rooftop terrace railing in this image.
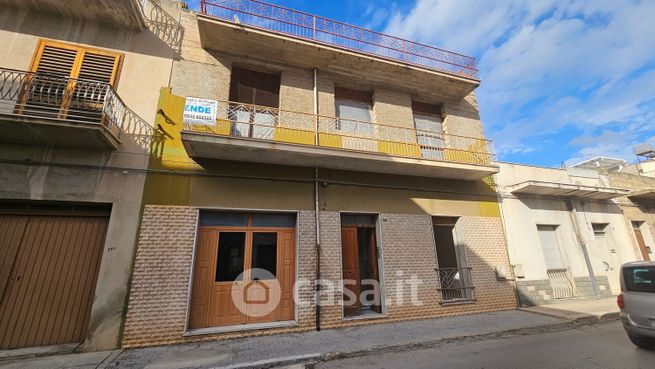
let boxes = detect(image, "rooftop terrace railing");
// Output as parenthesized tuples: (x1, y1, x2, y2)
(200, 0, 478, 79)
(183, 99, 496, 166)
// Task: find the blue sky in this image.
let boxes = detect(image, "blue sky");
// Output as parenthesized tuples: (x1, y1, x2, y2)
(188, 0, 655, 167)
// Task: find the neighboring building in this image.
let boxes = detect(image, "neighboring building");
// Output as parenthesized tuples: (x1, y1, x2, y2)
(0, 0, 181, 352)
(496, 162, 642, 306)
(606, 168, 655, 263)
(121, 0, 517, 348)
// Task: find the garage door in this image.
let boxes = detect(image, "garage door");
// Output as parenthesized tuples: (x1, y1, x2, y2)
(0, 213, 108, 349)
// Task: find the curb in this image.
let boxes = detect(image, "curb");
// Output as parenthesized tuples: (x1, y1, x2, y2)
(215, 315, 619, 369)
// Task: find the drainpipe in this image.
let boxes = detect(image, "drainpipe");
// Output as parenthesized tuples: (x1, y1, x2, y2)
(567, 199, 600, 297)
(313, 67, 322, 331)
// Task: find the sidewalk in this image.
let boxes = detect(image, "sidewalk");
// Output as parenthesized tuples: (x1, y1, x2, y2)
(519, 297, 620, 323)
(0, 307, 614, 369)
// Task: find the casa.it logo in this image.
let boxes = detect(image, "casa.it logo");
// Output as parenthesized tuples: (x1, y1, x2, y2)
(232, 268, 281, 317)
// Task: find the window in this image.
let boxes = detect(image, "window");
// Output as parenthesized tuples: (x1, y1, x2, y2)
(433, 217, 473, 301)
(537, 225, 565, 270)
(251, 232, 277, 280)
(413, 101, 444, 160)
(215, 232, 246, 282)
(24, 40, 122, 122)
(31, 40, 122, 85)
(335, 87, 373, 130)
(592, 223, 608, 236)
(335, 87, 374, 151)
(199, 211, 248, 227)
(623, 266, 655, 293)
(229, 67, 281, 139)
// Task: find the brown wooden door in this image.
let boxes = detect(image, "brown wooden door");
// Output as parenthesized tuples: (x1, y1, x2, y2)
(189, 227, 296, 329)
(633, 225, 651, 261)
(341, 227, 360, 317)
(0, 215, 108, 349)
(365, 229, 381, 313)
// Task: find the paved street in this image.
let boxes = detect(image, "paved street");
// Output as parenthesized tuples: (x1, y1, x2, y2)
(315, 321, 655, 369)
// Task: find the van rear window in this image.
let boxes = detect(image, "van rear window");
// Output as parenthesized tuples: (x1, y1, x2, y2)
(623, 266, 655, 293)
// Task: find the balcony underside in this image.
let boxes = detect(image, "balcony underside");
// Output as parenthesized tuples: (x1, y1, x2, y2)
(1, 0, 145, 29)
(181, 132, 499, 180)
(0, 114, 120, 150)
(197, 16, 479, 102)
(509, 180, 629, 200)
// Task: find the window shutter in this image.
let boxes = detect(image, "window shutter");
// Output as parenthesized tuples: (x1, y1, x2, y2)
(31, 40, 121, 86)
(537, 225, 565, 270)
(33, 45, 78, 77)
(77, 52, 120, 84)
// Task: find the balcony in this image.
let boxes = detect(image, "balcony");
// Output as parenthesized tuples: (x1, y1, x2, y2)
(0, 0, 147, 29)
(180, 99, 498, 180)
(197, 0, 480, 101)
(0, 68, 147, 150)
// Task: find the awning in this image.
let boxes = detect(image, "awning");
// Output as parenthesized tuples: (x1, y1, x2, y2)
(508, 180, 629, 200)
(628, 189, 655, 202)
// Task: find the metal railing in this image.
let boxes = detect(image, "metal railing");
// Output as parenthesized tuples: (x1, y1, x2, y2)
(547, 269, 577, 299)
(184, 99, 496, 165)
(141, 0, 184, 52)
(200, 0, 478, 78)
(0, 67, 153, 148)
(436, 267, 475, 302)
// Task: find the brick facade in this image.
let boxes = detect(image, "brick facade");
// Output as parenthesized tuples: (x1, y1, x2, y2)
(123, 207, 516, 348)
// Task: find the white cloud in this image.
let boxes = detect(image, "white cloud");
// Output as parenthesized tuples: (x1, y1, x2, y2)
(384, 0, 655, 165)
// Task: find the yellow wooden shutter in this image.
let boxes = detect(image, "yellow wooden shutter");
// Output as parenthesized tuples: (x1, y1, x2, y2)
(31, 40, 122, 86)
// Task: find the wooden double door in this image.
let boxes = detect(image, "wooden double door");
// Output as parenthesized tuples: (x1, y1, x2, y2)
(189, 226, 296, 329)
(0, 213, 108, 349)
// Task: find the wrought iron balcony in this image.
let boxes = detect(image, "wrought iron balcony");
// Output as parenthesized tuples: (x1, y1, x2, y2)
(180, 99, 498, 180)
(0, 68, 150, 150)
(436, 267, 475, 302)
(199, 0, 478, 79)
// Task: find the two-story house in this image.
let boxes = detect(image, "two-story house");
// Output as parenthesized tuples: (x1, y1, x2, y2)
(0, 0, 181, 352)
(121, 0, 517, 348)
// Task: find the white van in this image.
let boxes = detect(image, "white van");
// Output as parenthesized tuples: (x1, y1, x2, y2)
(618, 262, 655, 349)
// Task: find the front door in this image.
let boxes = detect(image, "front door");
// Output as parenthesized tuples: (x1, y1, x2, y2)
(341, 214, 381, 318)
(592, 223, 621, 294)
(632, 222, 651, 261)
(189, 212, 296, 329)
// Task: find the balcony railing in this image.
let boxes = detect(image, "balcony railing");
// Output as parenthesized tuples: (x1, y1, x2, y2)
(199, 0, 478, 79)
(183, 100, 496, 166)
(0, 67, 151, 147)
(436, 267, 475, 302)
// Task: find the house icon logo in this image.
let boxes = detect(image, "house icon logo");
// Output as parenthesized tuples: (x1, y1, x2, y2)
(232, 268, 281, 317)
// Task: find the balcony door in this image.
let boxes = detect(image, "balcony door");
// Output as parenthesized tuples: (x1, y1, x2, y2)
(228, 67, 280, 140)
(335, 87, 376, 152)
(189, 212, 296, 329)
(23, 40, 121, 123)
(413, 101, 444, 160)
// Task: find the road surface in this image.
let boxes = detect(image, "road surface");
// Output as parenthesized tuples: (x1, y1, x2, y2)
(315, 321, 655, 369)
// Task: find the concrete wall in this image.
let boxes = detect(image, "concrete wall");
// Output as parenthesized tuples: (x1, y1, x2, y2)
(0, 0, 181, 351)
(496, 163, 640, 305)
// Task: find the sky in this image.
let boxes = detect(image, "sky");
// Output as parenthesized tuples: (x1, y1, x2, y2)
(188, 0, 655, 167)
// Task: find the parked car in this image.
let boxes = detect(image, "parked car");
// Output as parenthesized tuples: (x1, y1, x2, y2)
(618, 261, 655, 349)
